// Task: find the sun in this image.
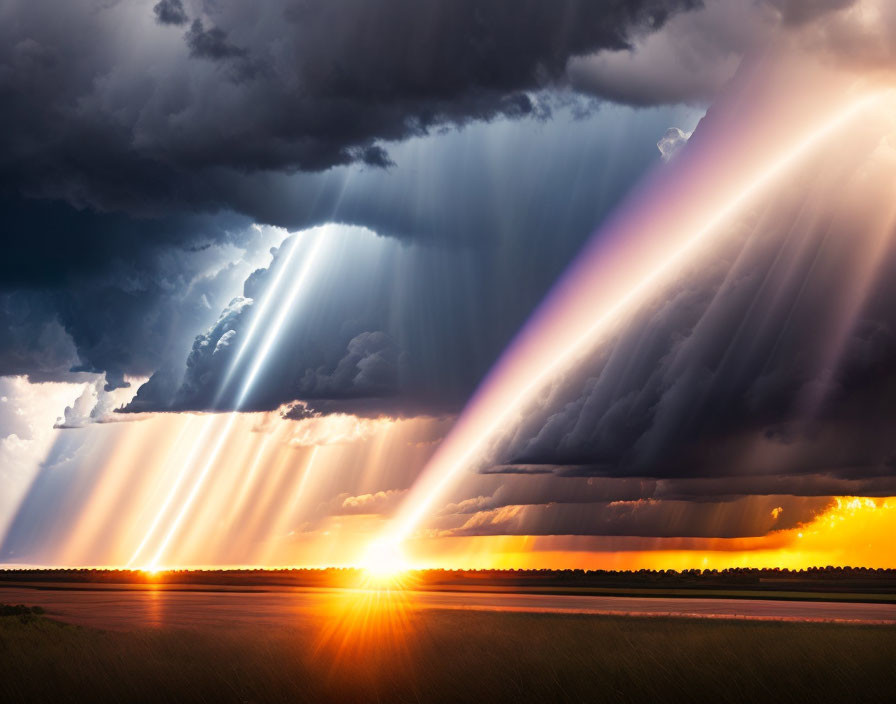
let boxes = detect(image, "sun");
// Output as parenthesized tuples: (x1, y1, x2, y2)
(359, 539, 411, 588)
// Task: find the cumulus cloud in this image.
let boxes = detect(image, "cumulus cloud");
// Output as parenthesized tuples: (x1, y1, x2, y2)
(300, 332, 401, 399)
(657, 127, 691, 160)
(0, 191, 286, 402)
(53, 375, 144, 428)
(337, 489, 406, 515)
(54, 237, 267, 391)
(169, 295, 253, 407)
(2, 92, 691, 400)
(0, 1, 700, 399)
(287, 413, 389, 446)
(54, 381, 99, 429)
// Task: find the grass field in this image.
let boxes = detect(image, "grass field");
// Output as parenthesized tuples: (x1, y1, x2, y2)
(2, 602, 896, 703)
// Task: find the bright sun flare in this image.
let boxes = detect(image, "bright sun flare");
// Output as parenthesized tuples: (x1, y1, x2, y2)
(360, 539, 410, 586)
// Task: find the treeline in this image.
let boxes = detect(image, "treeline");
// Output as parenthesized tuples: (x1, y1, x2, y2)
(1, 565, 895, 593)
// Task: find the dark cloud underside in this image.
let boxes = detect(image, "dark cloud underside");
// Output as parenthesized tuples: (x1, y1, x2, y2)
(0, 0, 699, 219)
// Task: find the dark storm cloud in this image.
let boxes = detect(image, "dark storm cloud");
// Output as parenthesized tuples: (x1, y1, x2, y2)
(0, 292, 80, 381)
(653, 474, 896, 500)
(5, 0, 896, 553)
(0, 195, 251, 288)
(355, 145, 396, 169)
(184, 18, 248, 60)
(183, 18, 260, 81)
(0, 0, 698, 393)
(0, 196, 270, 394)
(153, 0, 189, 26)
(445, 474, 896, 530)
(299, 331, 401, 399)
(0, 0, 698, 220)
(440, 495, 832, 538)
(442, 477, 659, 515)
(3, 96, 688, 419)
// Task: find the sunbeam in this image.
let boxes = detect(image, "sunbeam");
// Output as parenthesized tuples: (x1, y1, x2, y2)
(215, 234, 306, 404)
(371, 91, 885, 558)
(234, 230, 328, 408)
(129, 229, 328, 569)
(146, 412, 239, 570)
(127, 415, 206, 567)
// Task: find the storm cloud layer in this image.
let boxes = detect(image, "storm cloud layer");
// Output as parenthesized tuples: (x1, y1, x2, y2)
(4, 1, 896, 558)
(1, 0, 876, 397)
(0, 0, 702, 403)
(0, 0, 697, 220)
(122, 100, 698, 415)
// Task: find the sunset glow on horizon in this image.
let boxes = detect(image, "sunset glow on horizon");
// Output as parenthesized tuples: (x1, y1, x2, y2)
(2, 406, 895, 573)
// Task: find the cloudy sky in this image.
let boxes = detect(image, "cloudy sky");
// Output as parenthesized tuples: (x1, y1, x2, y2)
(2, 0, 896, 569)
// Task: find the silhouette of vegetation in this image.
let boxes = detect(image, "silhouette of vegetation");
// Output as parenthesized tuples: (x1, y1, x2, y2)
(0, 603, 45, 624)
(2, 566, 895, 601)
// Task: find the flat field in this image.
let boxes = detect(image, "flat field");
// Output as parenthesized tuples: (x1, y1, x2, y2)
(2, 602, 895, 704)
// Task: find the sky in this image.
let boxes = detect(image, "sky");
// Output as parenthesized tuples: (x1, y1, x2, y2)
(2, 0, 896, 570)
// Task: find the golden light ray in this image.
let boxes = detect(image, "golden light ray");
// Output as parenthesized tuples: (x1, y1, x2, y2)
(255, 446, 320, 565)
(147, 412, 240, 569)
(127, 414, 209, 567)
(58, 419, 184, 565)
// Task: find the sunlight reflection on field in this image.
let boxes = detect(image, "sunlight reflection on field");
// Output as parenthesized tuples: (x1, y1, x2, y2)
(312, 574, 421, 683)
